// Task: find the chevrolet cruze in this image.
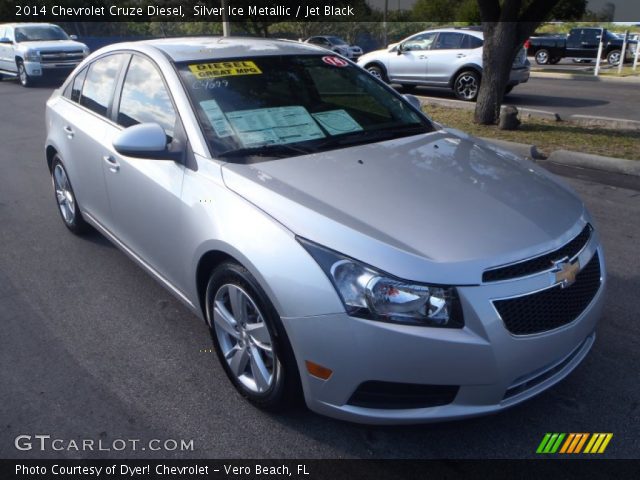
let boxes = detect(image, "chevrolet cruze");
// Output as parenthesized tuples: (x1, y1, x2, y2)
(45, 38, 606, 424)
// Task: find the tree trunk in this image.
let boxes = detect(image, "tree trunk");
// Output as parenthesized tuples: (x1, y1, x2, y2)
(474, 22, 520, 125)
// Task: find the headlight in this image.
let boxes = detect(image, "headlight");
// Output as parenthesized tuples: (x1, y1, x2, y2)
(82, 47, 90, 57)
(24, 50, 40, 62)
(298, 238, 463, 328)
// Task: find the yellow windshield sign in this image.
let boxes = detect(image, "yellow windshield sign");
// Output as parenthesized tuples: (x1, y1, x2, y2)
(188, 61, 262, 79)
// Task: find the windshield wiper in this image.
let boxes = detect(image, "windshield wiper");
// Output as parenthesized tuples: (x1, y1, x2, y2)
(217, 143, 311, 159)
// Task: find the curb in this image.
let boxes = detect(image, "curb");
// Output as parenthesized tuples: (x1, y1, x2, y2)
(419, 96, 561, 121)
(568, 115, 640, 132)
(546, 150, 640, 177)
(530, 71, 640, 83)
(478, 138, 640, 178)
(479, 137, 544, 161)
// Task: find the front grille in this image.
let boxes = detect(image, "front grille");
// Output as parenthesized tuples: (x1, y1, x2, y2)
(347, 381, 459, 409)
(41, 51, 84, 64)
(483, 225, 592, 282)
(494, 252, 601, 335)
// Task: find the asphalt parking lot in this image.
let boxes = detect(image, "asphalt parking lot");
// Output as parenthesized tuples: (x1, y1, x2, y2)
(0, 79, 639, 459)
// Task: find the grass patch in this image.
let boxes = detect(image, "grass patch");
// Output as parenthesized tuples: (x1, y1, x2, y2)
(423, 104, 640, 161)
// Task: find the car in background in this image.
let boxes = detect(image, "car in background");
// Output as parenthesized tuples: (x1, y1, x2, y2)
(527, 28, 637, 65)
(304, 36, 363, 60)
(357, 28, 530, 101)
(0, 23, 89, 87)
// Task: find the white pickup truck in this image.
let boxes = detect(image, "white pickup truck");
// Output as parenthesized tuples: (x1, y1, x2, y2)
(0, 23, 89, 87)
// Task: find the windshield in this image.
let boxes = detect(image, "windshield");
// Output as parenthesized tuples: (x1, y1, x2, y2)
(15, 25, 69, 42)
(327, 36, 348, 45)
(178, 55, 432, 159)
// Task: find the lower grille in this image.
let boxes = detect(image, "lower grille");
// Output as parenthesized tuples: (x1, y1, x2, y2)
(347, 381, 459, 409)
(503, 333, 594, 400)
(494, 252, 601, 335)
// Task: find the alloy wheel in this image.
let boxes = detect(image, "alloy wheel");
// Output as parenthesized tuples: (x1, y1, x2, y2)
(608, 52, 621, 65)
(213, 284, 275, 394)
(53, 163, 76, 225)
(455, 74, 478, 100)
(536, 50, 549, 64)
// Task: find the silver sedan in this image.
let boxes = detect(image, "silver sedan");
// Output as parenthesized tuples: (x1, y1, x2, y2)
(45, 37, 605, 424)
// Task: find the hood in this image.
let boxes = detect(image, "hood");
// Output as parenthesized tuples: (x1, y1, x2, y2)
(222, 130, 585, 282)
(17, 40, 87, 52)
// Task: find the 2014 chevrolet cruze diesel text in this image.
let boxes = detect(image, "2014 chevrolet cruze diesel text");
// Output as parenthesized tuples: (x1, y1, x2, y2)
(45, 38, 606, 424)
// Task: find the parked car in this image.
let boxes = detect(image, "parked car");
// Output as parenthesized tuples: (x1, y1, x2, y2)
(357, 28, 530, 101)
(527, 27, 637, 65)
(304, 36, 363, 59)
(45, 37, 605, 424)
(0, 23, 89, 87)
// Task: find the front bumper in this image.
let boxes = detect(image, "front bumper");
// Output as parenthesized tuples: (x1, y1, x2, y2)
(282, 243, 605, 424)
(24, 60, 81, 77)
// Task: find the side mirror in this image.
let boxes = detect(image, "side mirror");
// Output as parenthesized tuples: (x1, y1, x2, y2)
(403, 94, 422, 111)
(0, 37, 12, 44)
(69, 34, 78, 40)
(397, 43, 404, 55)
(113, 123, 179, 160)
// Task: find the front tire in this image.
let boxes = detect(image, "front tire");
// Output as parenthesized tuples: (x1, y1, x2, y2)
(453, 70, 480, 101)
(17, 60, 33, 87)
(205, 262, 301, 411)
(535, 49, 550, 65)
(366, 64, 389, 83)
(51, 156, 89, 235)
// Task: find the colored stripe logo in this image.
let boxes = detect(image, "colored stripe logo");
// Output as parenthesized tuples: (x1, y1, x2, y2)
(537, 433, 613, 454)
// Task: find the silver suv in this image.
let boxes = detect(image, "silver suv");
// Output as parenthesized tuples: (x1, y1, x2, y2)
(357, 28, 530, 101)
(45, 37, 604, 424)
(0, 23, 89, 87)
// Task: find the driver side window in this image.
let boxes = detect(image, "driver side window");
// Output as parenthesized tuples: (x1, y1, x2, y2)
(402, 33, 436, 52)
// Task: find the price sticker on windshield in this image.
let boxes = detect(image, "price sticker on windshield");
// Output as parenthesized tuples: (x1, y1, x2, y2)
(322, 56, 349, 67)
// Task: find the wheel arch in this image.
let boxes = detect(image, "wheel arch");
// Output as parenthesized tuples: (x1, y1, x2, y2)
(195, 249, 237, 322)
(449, 64, 482, 88)
(363, 60, 387, 73)
(46, 145, 58, 173)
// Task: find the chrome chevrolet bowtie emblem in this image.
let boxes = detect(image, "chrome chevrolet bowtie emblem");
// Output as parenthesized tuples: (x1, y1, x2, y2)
(552, 257, 580, 288)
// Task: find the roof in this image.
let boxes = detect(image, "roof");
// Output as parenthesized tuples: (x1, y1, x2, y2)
(141, 37, 326, 62)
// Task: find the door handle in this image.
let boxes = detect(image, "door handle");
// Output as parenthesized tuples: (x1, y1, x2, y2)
(418, 55, 427, 59)
(103, 155, 120, 173)
(457, 53, 466, 58)
(63, 126, 74, 138)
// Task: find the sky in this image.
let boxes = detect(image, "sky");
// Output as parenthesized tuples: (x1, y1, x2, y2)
(365, 1, 639, 22)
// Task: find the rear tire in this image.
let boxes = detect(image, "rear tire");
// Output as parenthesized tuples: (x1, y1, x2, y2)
(205, 261, 302, 411)
(453, 70, 480, 101)
(607, 50, 621, 66)
(366, 64, 389, 83)
(535, 49, 550, 65)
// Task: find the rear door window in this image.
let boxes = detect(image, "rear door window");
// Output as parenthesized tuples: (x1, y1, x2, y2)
(80, 54, 126, 117)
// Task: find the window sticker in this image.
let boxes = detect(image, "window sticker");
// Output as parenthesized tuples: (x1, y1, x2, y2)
(322, 56, 349, 67)
(312, 110, 363, 135)
(226, 106, 325, 148)
(188, 61, 262, 79)
(199, 99, 234, 138)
